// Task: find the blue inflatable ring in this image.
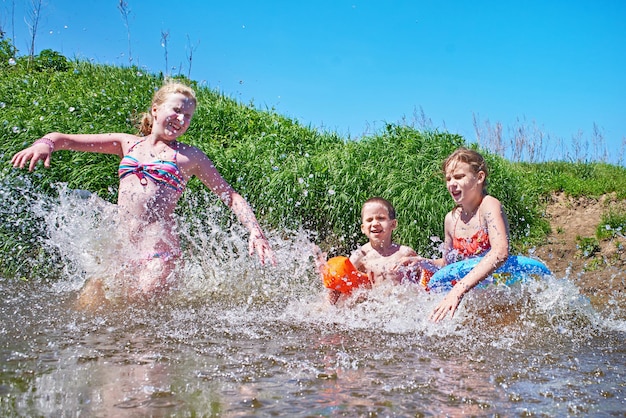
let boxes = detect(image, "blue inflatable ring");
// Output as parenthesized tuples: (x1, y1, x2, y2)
(428, 255, 551, 291)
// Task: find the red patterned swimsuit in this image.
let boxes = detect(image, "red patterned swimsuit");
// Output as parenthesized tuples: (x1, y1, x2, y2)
(452, 207, 491, 258)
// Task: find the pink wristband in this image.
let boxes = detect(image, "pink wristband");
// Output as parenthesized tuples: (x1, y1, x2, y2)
(34, 137, 54, 152)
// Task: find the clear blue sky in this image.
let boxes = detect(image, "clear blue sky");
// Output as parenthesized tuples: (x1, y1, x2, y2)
(4, 1, 626, 164)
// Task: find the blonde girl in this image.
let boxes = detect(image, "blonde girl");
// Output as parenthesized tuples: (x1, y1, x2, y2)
(11, 81, 275, 304)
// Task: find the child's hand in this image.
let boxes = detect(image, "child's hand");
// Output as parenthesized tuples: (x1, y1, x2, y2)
(328, 289, 341, 305)
(394, 256, 428, 274)
(11, 143, 52, 172)
(390, 261, 418, 284)
(248, 234, 276, 266)
(396, 255, 426, 268)
(429, 284, 466, 322)
(311, 244, 327, 272)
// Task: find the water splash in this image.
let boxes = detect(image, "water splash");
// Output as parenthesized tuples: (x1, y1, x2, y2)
(2, 181, 626, 416)
(2, 179, 624, 339)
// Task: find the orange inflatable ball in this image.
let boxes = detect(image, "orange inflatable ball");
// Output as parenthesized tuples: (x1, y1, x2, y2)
(322, 256, 371, 294)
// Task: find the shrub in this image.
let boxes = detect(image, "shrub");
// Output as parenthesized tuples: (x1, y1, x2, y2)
(33, 49, 70, 72)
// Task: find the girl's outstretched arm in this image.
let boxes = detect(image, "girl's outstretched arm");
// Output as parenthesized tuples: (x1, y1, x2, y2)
(190, 148, 276, 266)
(11, 132, 130, 171)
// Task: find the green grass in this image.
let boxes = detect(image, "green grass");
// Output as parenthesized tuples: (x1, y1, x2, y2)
(512, 161, 626, 199)
(597, 209, 626, 240)
(2, 43, 626, 280)
(575, 235, 600, 258)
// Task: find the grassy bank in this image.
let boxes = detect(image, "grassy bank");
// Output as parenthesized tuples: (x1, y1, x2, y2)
(2, 49, 626, 280)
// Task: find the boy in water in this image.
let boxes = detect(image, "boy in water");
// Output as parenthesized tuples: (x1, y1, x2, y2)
(322, 197, 423, 304)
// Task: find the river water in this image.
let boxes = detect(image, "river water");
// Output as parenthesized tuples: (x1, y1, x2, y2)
(1, 186, 625, 417)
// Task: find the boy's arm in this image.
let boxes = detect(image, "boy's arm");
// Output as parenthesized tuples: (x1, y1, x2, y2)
(349, 246, 367, 273)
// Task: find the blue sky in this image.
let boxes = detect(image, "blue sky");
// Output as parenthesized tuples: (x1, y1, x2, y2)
(4, 1, 625, 164)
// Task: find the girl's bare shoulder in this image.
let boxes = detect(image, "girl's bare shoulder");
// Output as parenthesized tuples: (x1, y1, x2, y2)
(480, 195, 505, 218)
(482, 194, 502, 207)
(443, 209, 457, 225)
(117, 133, 142, 146)
(176, 142, 202, 156)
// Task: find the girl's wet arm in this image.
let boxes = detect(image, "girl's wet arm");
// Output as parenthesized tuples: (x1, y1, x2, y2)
(192, 156, 257, 230)
(40, 132, 129, 156)
(483, 197, 510, 263)
(12, 132, 128, 171)
(193, 150, 275, 264)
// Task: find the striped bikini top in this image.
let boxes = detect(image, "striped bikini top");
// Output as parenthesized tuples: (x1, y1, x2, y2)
(118, 139, 186, 193)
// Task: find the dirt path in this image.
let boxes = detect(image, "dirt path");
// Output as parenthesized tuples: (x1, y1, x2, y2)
(533, 192, 626, 303)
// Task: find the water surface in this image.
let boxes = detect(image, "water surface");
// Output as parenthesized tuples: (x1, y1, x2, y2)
(1, 187, 624, 416)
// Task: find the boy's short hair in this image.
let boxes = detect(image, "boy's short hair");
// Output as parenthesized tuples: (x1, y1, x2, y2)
(362, 197, 396, 220)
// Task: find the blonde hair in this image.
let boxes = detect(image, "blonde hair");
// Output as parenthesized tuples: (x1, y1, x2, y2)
(137, 81, 197, 136)
(442, 147, 489, 193)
